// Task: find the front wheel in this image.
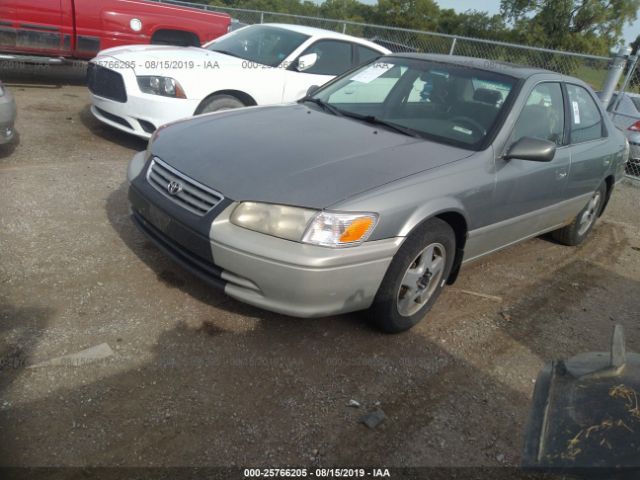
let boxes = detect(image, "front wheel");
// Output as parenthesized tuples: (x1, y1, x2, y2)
(551, 181, 606, 246)
(196, 94, 245, 115)
(368, 218, 455, 333)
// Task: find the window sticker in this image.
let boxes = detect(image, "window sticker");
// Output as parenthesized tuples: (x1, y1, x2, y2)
(572, 100, 581, 125)
(350, 63, 392, 84)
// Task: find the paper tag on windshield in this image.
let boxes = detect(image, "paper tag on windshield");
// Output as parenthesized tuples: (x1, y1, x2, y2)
(572, 100, 581, 125)
(350, 63, 392, 83)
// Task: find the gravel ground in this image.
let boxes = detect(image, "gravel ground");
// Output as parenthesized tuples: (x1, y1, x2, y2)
(0, 65, 639, 472)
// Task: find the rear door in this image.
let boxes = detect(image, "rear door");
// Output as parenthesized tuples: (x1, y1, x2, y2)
(564, 83, 611, 201)
(0, 0, 65, 56)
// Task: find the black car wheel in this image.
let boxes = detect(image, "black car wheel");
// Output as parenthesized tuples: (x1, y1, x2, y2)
(368, 218, 455, 333)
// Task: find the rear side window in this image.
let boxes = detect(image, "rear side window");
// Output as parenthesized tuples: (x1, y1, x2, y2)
(299, 40, 353, 76)
(510, 83, 565, 146)
(566, 84, 604, 143)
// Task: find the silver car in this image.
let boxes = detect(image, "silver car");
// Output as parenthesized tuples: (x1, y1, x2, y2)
(605, 91, 640, 164)
(0, 81, 16, 144)
(127, 54, 628, 332)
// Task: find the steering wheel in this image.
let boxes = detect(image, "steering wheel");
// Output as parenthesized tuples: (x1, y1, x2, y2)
(450, 116, 486, 137)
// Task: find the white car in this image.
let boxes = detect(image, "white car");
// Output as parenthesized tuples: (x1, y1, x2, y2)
(87, 23, 390, 139)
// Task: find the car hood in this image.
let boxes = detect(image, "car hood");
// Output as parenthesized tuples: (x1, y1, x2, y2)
(151, 104, 474, 209)
(94, 45, 244, 75)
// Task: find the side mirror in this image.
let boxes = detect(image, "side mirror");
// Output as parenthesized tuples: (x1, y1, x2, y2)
(296, 53, 318, 72)
(505, 137, 556, 162)
(306, 85, 320, 97)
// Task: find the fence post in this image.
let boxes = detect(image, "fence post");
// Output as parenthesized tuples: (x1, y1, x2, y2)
(449, 37, 457, 55)
(260, 12, 264, 23)
(342, 22, 347, 34)
(600, 47, 631, 107)
(612, 54, 639, 111)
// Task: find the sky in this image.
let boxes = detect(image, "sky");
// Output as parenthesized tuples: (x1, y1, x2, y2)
(434, 0, 639, 46)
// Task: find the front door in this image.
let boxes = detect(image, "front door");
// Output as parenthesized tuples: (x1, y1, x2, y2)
(490, 82, 570, 244)
(0, 0, 65, 55)
(281, 39, 355, 102)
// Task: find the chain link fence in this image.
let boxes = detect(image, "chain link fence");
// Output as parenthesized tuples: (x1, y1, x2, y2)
(605, 54, 640, 180)
(155, 0, 639, 180)
(156, 0, 613, 86)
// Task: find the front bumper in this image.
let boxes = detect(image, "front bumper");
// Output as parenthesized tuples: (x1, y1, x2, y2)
(89, 63, 200, 139)
(127, 153, 401, 317)
(0, 88, 17, 144)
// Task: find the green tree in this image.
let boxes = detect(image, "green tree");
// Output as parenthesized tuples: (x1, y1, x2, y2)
(319, 0, 375, 22)
(500, 0, 640, 55)
(631, 34, 640, 55)
(438, 9, 509, 40)
(372, 0, 440, 31)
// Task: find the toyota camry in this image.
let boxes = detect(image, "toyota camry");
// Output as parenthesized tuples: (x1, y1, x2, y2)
(126, 54, 628, 332)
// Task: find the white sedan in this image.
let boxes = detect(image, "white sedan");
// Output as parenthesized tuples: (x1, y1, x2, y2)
(88, 23, 390, 139)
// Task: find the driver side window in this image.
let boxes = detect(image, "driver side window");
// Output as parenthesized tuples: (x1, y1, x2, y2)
(510, 82, 565, 146)
(298, 40, 353, 76)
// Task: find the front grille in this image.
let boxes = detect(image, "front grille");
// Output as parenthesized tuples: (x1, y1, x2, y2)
(87, 63, 127, 103)
(146, 157, 224, 215)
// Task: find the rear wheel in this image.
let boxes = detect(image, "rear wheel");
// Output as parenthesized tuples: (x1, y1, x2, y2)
(368, 218, 455, 333)
(196, 94, 245, 114)
(552, 181, 606, 246)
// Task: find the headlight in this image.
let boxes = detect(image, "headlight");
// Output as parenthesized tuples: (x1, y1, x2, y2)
(302, 211, 378, 247)
(230, 202, 378, 247)
(137, 76, 186, 98)
(230, 202, 317, 242)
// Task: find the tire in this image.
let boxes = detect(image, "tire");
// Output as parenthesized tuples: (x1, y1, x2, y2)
(368, 218, 455, 333)
(551, 181, 606, 246)
(196, 94, 245, 114)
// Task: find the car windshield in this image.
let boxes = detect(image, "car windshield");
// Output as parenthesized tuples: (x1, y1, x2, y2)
(630, 96, 640, 112)
(206, 25, 309, 68)
(308, 57, 518, 149)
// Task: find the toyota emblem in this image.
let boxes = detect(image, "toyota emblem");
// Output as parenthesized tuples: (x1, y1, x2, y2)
(167, 181, 182, 196)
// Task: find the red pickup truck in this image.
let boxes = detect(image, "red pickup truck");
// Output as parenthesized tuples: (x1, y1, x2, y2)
(0, 0, 232, 60)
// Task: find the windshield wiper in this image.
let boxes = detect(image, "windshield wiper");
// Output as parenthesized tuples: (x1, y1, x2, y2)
(341, 111, 421, 138)
(302, 98, 343, 117)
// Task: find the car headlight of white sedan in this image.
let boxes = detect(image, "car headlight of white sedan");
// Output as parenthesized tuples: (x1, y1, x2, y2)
(230, 202, 378, 247)
(137, 76, 186, 98)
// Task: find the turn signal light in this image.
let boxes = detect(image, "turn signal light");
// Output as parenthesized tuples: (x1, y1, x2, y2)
(339, 217, 375, 243)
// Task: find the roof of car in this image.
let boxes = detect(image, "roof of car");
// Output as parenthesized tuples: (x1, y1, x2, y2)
(263, 23, 390, 52)
(387, 53, 559, 79)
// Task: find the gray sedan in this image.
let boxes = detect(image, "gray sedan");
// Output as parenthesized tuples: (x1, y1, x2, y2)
(0, 81, 16, 144)
(605, 91, 640, 163)
(127, 54, 628, 332)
